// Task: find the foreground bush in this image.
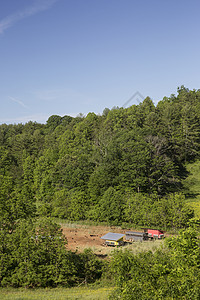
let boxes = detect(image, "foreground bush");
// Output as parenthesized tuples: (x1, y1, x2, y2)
(107, 227, 200, 299)
(0, 218, 104, 288)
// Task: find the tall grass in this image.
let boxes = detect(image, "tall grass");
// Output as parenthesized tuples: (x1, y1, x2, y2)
(73, 239, 164, 257)
(0, 286, 113, 300)
(123, 239, 164, 254)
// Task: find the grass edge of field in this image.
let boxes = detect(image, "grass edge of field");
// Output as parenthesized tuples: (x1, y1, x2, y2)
(0, 286, 114, 300)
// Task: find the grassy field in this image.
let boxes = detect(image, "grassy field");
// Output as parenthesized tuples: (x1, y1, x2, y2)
(79, 239, 164, 257)
(183, 160, 200, 217)
(0, 286, 114, 300)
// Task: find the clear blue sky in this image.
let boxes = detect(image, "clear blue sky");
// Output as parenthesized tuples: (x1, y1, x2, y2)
(0, 0, 200, 124)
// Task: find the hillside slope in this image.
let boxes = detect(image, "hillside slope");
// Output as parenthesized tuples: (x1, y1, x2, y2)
(183, 160, 200, 217)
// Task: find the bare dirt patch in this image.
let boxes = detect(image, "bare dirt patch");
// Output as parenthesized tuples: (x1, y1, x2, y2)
(61, 223, 165, 256)
(62, 224, 126, 255)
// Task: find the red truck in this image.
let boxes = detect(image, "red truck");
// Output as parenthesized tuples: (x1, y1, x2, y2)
(142, 228, 165, 240)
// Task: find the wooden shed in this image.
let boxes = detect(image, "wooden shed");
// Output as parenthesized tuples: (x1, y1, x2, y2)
(125, 231, 148, 242)
(101, 232, 125, 246)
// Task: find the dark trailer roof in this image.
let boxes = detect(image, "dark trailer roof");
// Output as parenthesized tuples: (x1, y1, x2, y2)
(101, 232, 125, 241)
(126, 231, 144, 236)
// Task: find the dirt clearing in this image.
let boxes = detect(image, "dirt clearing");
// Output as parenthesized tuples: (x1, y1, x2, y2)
(62, 224, 126, 254)
(61, 223, 164, 256)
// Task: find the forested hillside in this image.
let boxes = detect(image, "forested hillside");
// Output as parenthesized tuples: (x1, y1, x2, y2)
(1, 86, 200, 229)
(1, 86, 200, 293)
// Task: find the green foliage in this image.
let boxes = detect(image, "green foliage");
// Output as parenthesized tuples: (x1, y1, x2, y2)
(78, 248, 104, 284)
(46, 115, 63, 131)
(154, 193, 194, 229)
(98, 187, 124, 225)
(0, 88, 200, 227)
(108, 227, 200, 299)
(0, 175, 35, 231)
(0, 218, 105, 288)
(124, 192, 193, 229)
(124, 192, 156, 226)
(1, 88, 200, 290)
(0, 218, 72, 287)
(166, 226, 200, 267)
(67, 189, 88, 221)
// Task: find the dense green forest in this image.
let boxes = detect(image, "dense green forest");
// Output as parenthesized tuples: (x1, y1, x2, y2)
(1, 86, 200, 297)
(1, 86, 199, 228)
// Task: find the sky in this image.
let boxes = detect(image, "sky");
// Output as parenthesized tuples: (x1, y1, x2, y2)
(0, 0, 200, 124)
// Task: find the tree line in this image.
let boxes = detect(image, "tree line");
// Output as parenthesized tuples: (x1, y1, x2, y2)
(1, 86, 199, 228)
